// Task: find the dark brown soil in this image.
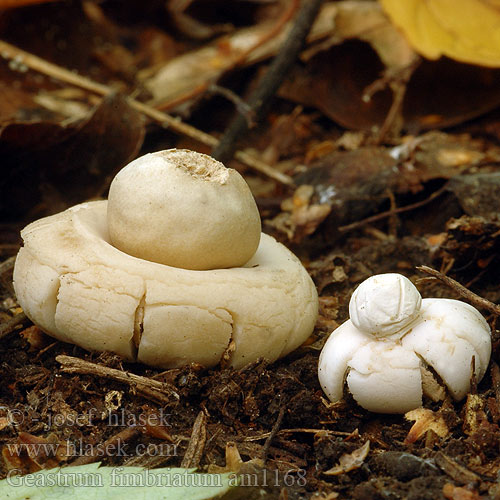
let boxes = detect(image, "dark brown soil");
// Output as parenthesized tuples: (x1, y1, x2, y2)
(1, 2, 500, 499)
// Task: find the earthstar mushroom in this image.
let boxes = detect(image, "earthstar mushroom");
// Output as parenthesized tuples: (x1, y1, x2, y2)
(13, 150, 318, 369)
(318, 273, 491, 413)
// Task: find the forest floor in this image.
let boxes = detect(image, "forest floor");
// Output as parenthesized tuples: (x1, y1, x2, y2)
(1, 1, 500, 499)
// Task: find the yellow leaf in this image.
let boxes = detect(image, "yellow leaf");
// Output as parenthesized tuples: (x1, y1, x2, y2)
(380, 0, 500, 67)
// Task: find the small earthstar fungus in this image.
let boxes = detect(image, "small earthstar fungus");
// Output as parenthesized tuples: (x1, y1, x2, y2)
(318, 273, 491, 413)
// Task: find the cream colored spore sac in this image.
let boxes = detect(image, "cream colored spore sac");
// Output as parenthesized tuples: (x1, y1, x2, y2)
(107, 149, 261, 270)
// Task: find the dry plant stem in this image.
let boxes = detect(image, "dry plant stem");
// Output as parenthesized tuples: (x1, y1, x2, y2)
(234, 150, 293, 185)
(69, 426, 141, 467)
(339, 184, 448, 233)
(386, 189, 398, 238)
(56, 355, 180, 402)
(417, 265, 500, 317)
(261, 406, 285, 464)
(433, 451, 481, 485)
(243, 428, 354, 442)
(373, 78, 407, 145)
(0, 39, 293, 186)
(367, 60, 420, 145)
(212, 0, 325, 164)
(180, 411, 206, 468)
(0, 312, 27, 340)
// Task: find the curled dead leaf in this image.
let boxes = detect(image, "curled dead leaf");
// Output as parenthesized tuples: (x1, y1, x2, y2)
(404, 408, 450, 444)
(323, 440, 370, 476)
(268, 184, 331, 242)
(208, 441, 264, 474)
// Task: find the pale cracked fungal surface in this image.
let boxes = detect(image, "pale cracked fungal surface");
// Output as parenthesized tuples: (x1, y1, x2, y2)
(107, 149, 261, 270)
(318, 273, 492, 414)
(13, 201, 318, 369)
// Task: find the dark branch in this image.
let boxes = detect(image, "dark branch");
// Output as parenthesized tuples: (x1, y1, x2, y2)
(417, 265, 500, 317)
(212, 0, 325, 163)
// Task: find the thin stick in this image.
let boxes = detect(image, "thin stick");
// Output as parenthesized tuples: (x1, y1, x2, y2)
(56, 355, 179, 402)
(339, 185, 447, 233)
(69, 426, 141, 466)
(180, 411, 206, 469)
(234, 149, 293, 186)
(212, 0, 325, 163)
(0, 312, 27, 340)
(0, 39, 293, 186)
(375, 81, 406, 144)
(243, 427, 353, 442)
(261, 406, 285, 464)
(0, 40, 110, 95)
(417, 265, 500, 316)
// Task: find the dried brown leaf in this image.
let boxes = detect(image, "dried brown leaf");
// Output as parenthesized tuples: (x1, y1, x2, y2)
(141, 3, 337, 107)
(2, 432, 70, 473)
(268, 184, 331, 242)
(0, 93, 145, 220)
(0, 0, 61, 8)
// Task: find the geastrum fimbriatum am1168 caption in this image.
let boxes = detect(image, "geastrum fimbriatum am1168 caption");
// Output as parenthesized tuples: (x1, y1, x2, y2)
(318, 273, 492, 414)
(13, 149, 318, 369)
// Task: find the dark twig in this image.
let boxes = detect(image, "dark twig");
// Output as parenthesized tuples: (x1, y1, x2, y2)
(417, 265, 500, 317)
(261, 406, 286, 464)
(339, 185, 447, 233)
(212, 0, 325, 163)
(0, 312, 27, 340)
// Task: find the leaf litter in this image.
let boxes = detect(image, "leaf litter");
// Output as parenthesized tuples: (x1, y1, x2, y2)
(1, 1, 500, 499)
